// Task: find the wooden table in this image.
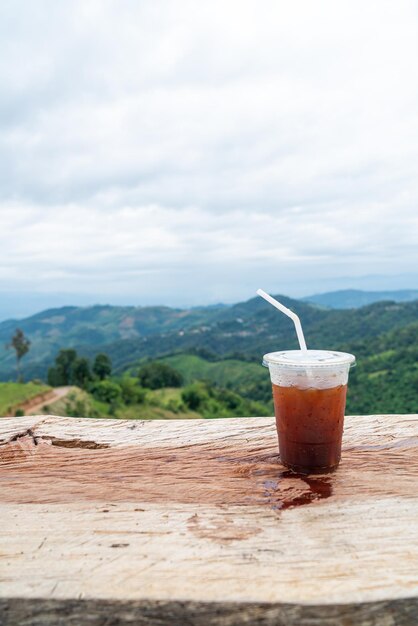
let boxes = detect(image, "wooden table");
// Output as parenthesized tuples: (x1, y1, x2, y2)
(1, 414, 417, 625)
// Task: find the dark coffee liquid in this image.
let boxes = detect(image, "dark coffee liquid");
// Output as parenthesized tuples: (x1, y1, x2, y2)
(272, 383, 347, 473)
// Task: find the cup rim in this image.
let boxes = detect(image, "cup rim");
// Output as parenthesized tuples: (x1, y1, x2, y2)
(262, 349, 356, 369)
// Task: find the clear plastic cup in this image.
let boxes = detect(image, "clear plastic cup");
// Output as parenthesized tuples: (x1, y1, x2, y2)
(262, 350, 356, 474)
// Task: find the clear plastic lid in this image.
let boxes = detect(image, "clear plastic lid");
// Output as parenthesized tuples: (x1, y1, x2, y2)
(262, 349, 355, 369)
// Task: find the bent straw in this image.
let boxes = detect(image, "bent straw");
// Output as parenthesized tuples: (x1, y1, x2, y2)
(256, 289, 308, 353)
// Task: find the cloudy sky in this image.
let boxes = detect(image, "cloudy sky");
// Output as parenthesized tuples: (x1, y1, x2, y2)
(1, 0, 418, 315)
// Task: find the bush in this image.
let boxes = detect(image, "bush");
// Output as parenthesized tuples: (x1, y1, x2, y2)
(71, 400, 88, 417)
(90, 380, 122, 403)
(181, 383, 209, 411)
(216, 389, 241, 410)
(14, 408, 25, 417)
(138, 362, 183, 390)
(166, 398, 185, 414)
(119, 377, 147, 405)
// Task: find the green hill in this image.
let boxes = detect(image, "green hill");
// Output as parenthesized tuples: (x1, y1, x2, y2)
(13, 319, 417, 418)
(1, 295, 418, 419)
(344, 322, 418, 414)
(160, 354, 271, 405)
(76, 299, 418, 378)
(39, 379, 269, 421)
(161, 354, 264, 387)
(161, 320, 418, 415)
(153, 317, 418, 415)
(0, 303, 224, 380)
(160, 321, 418, 414)
(0, 381, 51, 416)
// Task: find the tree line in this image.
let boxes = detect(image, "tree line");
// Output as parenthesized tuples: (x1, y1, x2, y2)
(47, 349, 112, 387)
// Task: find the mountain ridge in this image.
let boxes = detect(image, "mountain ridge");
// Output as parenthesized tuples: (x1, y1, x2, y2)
(303, 288, 418, 309)
(1, 294, 418, 383)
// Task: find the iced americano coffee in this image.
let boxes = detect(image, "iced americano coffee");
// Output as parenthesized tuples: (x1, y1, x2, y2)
(263, 350, 355, 474)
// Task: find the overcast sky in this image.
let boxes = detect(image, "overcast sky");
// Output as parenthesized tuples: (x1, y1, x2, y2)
(1, 0, 418, 314)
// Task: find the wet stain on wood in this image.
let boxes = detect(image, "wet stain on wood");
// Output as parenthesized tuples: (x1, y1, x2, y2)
(0, 426, 416, 509)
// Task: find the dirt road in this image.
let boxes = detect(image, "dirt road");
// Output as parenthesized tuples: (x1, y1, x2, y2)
(26, 386, 72, 415)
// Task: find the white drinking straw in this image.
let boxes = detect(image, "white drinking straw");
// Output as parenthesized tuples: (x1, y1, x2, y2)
(256, 288, 308, 353)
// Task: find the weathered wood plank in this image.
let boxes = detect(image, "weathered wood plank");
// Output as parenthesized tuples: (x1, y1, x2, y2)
(1, 414, 417, 626)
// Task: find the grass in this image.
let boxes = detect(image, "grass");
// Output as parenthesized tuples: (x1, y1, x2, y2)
(115, 387, 201, 420)
(113, 403, 201, 420)
(41, 385, 201, 420)
(161, 354, 266, 389)
(0, 381, 51, 416)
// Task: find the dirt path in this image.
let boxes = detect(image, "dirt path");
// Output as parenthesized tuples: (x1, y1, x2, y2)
(26, 386, 72, 415)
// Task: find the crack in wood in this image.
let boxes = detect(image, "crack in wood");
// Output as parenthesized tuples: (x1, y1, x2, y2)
(3, 430, 109, 450)
(8, 428, 39, 446)
(43, 437, 109, 450)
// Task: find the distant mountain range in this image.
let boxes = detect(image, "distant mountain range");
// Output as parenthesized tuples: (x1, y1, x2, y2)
(303, 289, 418, 309)
(1, 290, 418, 382)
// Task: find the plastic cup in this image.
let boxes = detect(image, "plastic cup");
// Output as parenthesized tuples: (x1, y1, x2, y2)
(262, 350, 356, 474)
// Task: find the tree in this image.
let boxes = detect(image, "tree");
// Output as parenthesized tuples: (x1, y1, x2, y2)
(47, 366, 65, 387)
(138, 362, 183, 390)
(7, 328, 31, 382)
(93, 353, 112, 380)
(72, 357, 93, 389)
(48, 349, 78, 386)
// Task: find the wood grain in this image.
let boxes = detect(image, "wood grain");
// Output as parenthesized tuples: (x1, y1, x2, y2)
(0, 414, 417, 626)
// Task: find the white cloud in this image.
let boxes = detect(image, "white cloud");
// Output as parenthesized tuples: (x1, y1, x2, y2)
(0, 0, 417, 305)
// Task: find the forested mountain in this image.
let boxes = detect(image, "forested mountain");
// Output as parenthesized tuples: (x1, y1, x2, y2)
(0, 303, 224, 379)
(1, 295, 417, 392)
(303, 289, 418, 309)
(157, 321, 418, 415)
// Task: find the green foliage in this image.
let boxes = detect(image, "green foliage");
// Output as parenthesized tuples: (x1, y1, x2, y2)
(2, 295, 418, 396)
(93, 353, 112, 380)
(7, 328, 31, 381)
(138, 361, 183, 390)
(72, 357, 93, 389)
(181, 382, 207, 410)
(0, 381, 51, 416)
(90, 380, 122, 404)
(47, 366, 65, 387)
(345, 322, 418, 414)
(63, 389, 103, 419)
(165, 397, 185, 414)
(3, 294, 418, 416)
(0, 302, 227, 380)
(118, 376, 146, 405)
(14, 408, 25, 417)
(48, 349, 78, 386)
(65, 398, 88, 418)
(181, 381, 270, 418)
(56, 348, 77, 379)
(48, 349, 112, 389)
(161, 354, 270, 404)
